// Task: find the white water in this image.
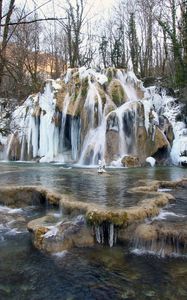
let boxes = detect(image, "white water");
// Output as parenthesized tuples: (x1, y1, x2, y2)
(148, 87, 187, 165)
(78, 80, 106, 165)
(116, 69, 140, 101)
(146, 157, 156, 167)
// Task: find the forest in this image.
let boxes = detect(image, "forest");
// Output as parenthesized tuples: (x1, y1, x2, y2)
(0, 0, 187, 101)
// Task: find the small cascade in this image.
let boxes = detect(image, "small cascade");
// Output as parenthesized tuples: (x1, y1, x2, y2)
(94, 222, 117, 247)
(6, 133, 15, 160)
(116, 69, 140, 101)
(107, 101, 139, 160)
(114, 104, 128, 157)
(131, 222, 187, 257)
(131, 235, 186, 258)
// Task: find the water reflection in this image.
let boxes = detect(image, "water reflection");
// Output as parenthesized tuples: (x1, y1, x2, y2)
(0, 162, 186, 208)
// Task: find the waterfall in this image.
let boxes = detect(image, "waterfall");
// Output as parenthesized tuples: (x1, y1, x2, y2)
(114, 104, 128, 157)
(27, 113, 39, 158)
(78, 81, 106, 165)
(2, 67, 186, 166)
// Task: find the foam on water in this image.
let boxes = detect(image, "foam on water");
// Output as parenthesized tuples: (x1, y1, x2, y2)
(0, 205, 23, 214)
(152, 210, 186, 220)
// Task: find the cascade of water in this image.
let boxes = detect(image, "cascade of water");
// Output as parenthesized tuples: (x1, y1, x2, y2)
(38, 82, 59, 162)
(149, 87, 187, 165)
(27, 113, 39, 158)
(131, 235, 184, 257)
(9, 97, 32, 160)
(113, 102, 136, 157)
(78, 81, 106, 165)
(116, 69, 139, 101)
(6, 133, 14, 160)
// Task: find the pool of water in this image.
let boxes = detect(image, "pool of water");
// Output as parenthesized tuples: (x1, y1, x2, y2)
(0, 162, 187, 299)
(0, 162, 186, 208)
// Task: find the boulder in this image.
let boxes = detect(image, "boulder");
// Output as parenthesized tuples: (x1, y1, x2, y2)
(28, 215, 94, 253)
(136, 126, 169, 163)
(121, 155, 140, 167)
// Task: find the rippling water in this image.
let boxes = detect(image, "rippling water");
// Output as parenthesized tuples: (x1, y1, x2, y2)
(0, 162, 187, 299)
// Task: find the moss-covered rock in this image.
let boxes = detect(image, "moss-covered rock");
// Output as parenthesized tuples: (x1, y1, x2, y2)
(86, 209, 128, 227)
(105, 67, 117, 84)
(108, 79, 126, 106)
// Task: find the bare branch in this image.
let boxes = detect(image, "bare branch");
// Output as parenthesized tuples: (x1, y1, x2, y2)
(0, 17, 67, 26)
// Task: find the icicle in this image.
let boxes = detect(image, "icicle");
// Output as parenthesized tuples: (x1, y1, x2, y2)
(20, 134, 26, 161)
(71, 117, 81, 161)
(95, 226, 101, 244)
(109, 223, 114, 247)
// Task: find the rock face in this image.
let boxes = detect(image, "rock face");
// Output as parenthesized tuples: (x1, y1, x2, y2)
(1, 67, 182, 165)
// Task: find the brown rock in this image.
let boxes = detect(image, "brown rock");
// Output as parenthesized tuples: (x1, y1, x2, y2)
(105, 130, 120, 163)
(121, 155, 140, 167)
(136, 126, 169, 163)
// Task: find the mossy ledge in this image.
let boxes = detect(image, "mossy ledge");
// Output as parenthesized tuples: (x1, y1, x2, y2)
(0, 178, 186, 228)
(0, 178, 186, 252)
